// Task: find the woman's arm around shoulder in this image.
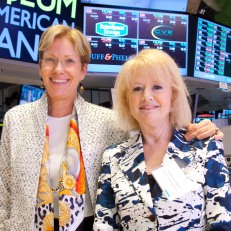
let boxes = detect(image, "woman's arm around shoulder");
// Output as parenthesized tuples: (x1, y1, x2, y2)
(203, 139, 231, 230)
(185, 119, 224, 141)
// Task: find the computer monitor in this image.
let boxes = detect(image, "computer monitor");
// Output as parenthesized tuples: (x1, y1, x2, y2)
(19, 85, 45, 105)
(195, 111, 215, 123)
(193, 17, 231, 83)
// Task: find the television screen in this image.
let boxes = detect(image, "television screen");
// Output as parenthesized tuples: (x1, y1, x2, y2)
(84, 6, 189, 75)
(195, 111, 215, 123)
(19, 85, 45, 105)
(218, 109, 231, 119)
(193, 17, 231, 83)
(81, 0, 188, 12)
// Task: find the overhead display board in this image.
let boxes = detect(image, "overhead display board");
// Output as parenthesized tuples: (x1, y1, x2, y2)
(194, 17, 231, 83)
(0, 0, 78, 63)
(84, 6, 189, 75)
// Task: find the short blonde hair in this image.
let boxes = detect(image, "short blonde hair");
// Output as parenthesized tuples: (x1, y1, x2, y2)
(38, 24, 91, 65)
(114, 49, 192, 131)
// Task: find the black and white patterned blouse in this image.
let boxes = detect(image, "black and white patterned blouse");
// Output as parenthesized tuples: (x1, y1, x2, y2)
(94, 129, 231, 231)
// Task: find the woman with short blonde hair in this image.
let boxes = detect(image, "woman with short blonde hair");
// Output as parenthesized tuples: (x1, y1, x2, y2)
(114, 48, 192, 132)
(94, 49, 231, 231)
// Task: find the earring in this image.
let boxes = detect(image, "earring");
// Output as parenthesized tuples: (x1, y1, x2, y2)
(79, 82, 84, 94)
(40, 78, 45, 89)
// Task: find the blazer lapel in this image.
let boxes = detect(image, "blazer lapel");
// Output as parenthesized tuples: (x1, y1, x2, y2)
(166, 129, 200, 165)
(118, 133, 154, 210)
(165, 129, 205, 183)
(34, 94, 48, 172)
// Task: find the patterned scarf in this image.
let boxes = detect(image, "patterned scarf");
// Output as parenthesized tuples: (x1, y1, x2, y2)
(34, 115, 86, 230)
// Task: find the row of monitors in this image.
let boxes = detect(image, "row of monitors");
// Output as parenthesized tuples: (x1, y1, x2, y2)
(82, 6, 231, 84)
(1, 3, 231, 84)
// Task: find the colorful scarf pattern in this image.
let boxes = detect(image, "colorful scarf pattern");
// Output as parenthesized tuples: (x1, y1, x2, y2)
(34, 116, 86, 230)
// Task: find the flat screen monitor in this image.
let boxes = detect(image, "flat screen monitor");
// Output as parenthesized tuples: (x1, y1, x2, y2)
(195, 111, 215, 123)
(84, 6, 189, 75)
(81, 0, 188, 12)
(218, 109, 231, 119)
(19, 85, 45, 105)
(193, 17, 231, 83)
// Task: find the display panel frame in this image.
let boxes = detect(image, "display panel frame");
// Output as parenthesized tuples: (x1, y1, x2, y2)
(80, 0, 188, 12)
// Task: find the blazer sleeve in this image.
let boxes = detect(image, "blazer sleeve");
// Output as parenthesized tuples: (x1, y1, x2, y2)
(0, 113, 11, 230)
(93, 147, 120, 231)
(203, 139, 231, 230)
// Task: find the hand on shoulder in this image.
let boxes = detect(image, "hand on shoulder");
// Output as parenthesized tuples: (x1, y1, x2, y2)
(184, 119, 224, 141)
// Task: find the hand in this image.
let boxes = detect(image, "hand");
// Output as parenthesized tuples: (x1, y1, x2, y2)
(184, 119, 224, 141)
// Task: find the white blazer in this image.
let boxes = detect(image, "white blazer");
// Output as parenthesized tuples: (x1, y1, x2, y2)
(0, 93, 127, 230)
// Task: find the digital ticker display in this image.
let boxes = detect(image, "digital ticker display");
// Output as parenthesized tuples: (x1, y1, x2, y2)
(194, 18, 231, 83)
(84, 7, 189, 74)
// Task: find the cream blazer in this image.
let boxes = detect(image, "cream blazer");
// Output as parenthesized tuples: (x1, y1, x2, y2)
(0, 94, 127, 231)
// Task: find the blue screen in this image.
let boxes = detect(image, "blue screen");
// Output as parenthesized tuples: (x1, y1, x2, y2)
(194, 18, 231, 83)
(19, 85, 45, 105)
